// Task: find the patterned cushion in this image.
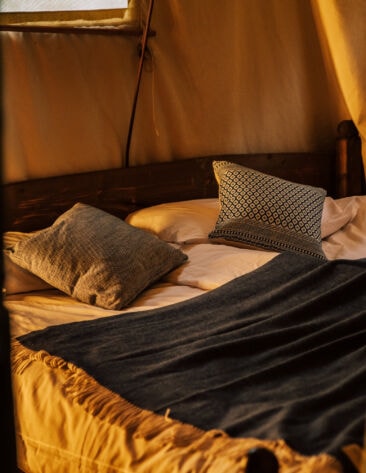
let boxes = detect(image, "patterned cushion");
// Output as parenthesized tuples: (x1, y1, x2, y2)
(6, 203, 188, 309)
(209, 161, 327, 260)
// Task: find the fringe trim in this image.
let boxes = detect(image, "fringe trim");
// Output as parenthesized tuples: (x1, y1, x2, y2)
(12, 339, 344, 472)
(342, 444, 366, 473)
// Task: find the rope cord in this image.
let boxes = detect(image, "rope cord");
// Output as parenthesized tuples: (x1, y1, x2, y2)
(124, 0, 155, 168)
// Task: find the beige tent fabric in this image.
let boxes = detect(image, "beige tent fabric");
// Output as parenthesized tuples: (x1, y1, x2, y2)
(311, 0, 366, 171)
(1, 0, 364, 183)
(2, 31, 138, 181)
(131, 0, 343, 164)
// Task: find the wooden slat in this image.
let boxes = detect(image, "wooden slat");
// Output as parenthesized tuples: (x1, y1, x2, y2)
(2, 151, 336, 232)
(336, 120, 365, 197)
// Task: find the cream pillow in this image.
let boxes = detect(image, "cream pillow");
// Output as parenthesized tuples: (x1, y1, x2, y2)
(321, 196, 355, 239)
(3, 232, 52, 295)
(126, 198, 219, 244)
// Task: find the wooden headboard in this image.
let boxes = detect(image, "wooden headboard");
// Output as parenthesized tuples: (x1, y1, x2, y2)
(2, 120, 365, 233)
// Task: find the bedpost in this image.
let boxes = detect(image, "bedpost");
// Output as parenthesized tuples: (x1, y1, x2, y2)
(336, 120, 366, 197)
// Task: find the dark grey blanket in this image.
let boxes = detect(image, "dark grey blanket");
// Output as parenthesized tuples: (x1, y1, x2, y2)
(18, 252, 366, 469)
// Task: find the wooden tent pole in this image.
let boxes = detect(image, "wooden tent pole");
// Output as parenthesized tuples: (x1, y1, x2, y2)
(125, 0, 155, 168)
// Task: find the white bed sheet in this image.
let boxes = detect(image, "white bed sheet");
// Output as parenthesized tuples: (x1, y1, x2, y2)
(6, 195, 366, 338)
(7, 243, 279, 337)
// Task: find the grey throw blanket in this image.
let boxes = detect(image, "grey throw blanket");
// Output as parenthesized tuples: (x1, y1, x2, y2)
(18, 252, 366, 471)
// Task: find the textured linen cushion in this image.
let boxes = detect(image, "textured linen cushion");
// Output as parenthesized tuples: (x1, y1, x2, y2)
(6, 203, 188, 309)
(209, 161, 327, 260)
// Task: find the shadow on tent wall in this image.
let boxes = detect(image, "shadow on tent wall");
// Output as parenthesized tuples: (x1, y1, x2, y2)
(0, 41, 18, 473)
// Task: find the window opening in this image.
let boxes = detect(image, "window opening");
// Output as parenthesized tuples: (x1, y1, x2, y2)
(0, 0, 138, 31)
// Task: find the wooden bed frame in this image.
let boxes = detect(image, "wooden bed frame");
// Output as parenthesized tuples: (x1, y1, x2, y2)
(2, 120, 365, 233)
(1, 120, 365, 473)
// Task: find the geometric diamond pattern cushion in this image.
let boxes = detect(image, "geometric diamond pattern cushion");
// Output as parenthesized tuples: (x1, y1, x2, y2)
(209, 161, 327, 260)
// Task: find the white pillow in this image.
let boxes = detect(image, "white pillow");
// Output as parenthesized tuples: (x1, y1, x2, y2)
(3, 232, 52, 295)
(322, 195, 366, 260)
(321, 196, 356, 238)
(125, 199, 219, 244)
(126, 197, 351, 245)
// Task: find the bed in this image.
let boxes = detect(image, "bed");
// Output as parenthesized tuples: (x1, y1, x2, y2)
(2, 120, 366, 473)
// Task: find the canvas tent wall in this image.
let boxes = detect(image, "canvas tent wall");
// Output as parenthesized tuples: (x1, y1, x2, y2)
(1, 0, 366, 183)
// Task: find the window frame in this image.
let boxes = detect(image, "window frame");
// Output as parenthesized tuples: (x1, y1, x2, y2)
(0, 1, 141, 34)
(0, 1, 128, 13)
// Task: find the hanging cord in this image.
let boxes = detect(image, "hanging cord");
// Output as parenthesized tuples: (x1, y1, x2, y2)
(125, 0, 155, 168)
(151, 54, 160, 137)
